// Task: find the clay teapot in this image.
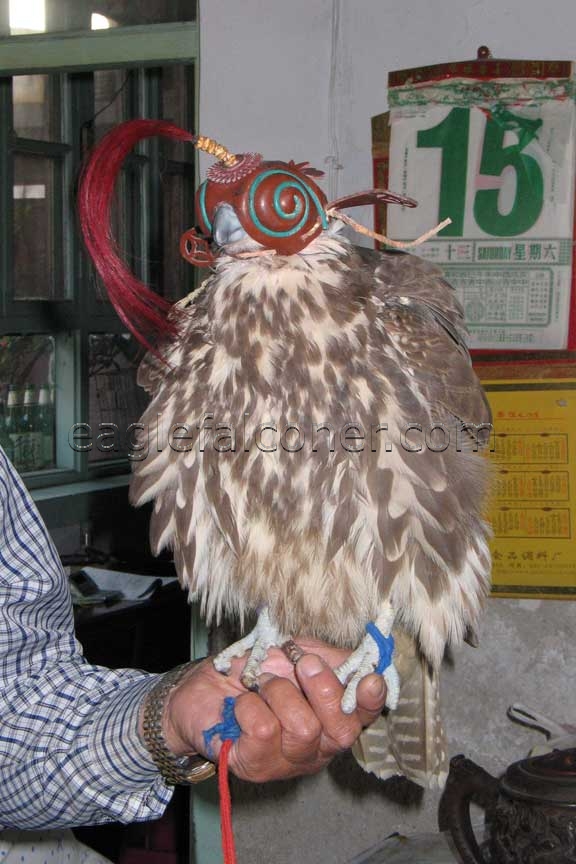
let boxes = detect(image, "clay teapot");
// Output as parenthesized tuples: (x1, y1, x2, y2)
(439, 749, 576, 863)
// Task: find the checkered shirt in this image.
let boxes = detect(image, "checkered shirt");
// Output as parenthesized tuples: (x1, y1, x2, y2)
(0, 446, 172, 829)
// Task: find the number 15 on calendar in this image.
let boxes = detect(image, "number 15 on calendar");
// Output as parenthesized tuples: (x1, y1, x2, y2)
(387, 99, 576, 350)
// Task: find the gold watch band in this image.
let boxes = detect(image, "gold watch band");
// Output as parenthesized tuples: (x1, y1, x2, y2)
(141, 659, 216, 786)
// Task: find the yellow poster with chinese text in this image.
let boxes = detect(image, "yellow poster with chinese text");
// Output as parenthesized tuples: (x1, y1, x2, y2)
(484, 379, 576, 598)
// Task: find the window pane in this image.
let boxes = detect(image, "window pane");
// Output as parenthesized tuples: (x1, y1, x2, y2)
(13, 154, 62, 300)
(13, 75, 60, 141)
(6, 0, 45, 34)
(83, 68, 132, 305)
(162, 171, 194, 302)
(4, 0, 197, 35)
(159, 63, 195, 295)
(160, 64, 193, 161)
(1, 57, 198, 489)
(91, 0, 197, 27)
(88, 333, 148, 462)
(0, 335, 56, 473)
(90, 168, 133, 304)
(93, 68, 129, 138)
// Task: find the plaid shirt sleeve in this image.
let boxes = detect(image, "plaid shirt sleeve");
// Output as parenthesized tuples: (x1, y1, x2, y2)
(0, 447, 173, 829)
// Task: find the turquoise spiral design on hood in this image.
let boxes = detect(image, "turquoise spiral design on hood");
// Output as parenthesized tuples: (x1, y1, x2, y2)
(198, 180, 212, 233)
(248, 169, 328, 239)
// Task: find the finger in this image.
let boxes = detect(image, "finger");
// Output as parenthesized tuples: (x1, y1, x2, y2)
(295, 640, 351, 669)
(259, 651, 299, 683)
(355, 674, 387, 726)
(258, 674, 322, 765)
(295, 654, 361, 752)
(262, 642, 350, 678)
(227, 691, 282, 779)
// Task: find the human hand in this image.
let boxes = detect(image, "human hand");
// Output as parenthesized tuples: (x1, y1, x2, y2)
(161, 641, 386, 783)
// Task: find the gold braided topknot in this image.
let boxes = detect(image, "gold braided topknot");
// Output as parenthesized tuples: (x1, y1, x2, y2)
(194, 136, 238, 167)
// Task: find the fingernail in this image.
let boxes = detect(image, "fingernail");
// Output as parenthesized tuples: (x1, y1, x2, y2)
(257, 673, 275, 688)
(366, 675, 387, 700)
(298, 654, 325, 678)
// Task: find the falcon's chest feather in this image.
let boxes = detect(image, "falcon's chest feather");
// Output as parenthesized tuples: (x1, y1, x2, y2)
(194, 240, 427, 437)
(206, 243, 371, 401)
(131, 240, 492, 661)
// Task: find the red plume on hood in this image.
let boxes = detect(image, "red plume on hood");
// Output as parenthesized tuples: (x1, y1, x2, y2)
(79, 119, 429, 353)
(78, 119, 195, 352)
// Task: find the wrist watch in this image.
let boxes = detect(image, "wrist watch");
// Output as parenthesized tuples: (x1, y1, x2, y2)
(141, 659, 216, 785)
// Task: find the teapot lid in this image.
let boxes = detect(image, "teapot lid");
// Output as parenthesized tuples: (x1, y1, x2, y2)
(502, 748, 576, 806)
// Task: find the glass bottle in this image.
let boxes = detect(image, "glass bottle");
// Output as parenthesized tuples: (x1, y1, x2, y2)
(21, 384, 42, 471)
(6, 385, 24, 470)
(0, 398, 14, 462)
(38, 384, 54, 468)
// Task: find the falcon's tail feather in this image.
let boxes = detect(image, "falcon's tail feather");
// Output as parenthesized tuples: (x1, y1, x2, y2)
(352, 629, 448, 789)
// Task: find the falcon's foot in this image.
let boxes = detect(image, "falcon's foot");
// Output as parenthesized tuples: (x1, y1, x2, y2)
(213, 607, 286, 691)
(335, 603, 400, 714)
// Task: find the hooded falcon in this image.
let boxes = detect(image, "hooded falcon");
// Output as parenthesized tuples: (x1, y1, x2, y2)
(79, 119, 492, 787)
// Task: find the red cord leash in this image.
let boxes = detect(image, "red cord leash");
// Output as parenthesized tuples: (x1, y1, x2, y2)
(218, 739, 237, 864)
(202, 698, 241, 864)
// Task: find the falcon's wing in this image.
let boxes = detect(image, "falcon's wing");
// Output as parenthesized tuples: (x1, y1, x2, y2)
(136, 286, 209, 395)
(358, 246, 492, 438)
(137, 350, 168, 395)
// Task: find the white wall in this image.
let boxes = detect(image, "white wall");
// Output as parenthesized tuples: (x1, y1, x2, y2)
(201, 0, 576, 235)
(198, 3, 576, 861)
(198, 0, 333, 184)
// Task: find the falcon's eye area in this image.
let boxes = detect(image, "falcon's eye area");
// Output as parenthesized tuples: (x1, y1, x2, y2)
(195, 160, 329, 254)
(247, 169, 329, 240)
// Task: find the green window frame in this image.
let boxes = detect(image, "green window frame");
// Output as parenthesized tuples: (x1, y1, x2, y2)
(0, 22, 199, 491)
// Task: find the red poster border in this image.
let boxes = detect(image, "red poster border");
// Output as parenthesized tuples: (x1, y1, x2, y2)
(388, 59, 573, 88)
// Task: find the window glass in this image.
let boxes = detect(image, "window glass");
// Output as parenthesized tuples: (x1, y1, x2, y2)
(93, 68, 129, 138)
(0, 335, 55, 473)
(4, 0, 197, 36)
(90, 0, 197, 28)
(88, 333, 148, 462)
(160, 63, 193, 160)
(85, 68, 132, 303)
(162, 171, 194, 301)
(1, 57, 196, 482)
(13, 75, 60, 141)
(13, 154, 61, 300)
(159, 63, 195, 295)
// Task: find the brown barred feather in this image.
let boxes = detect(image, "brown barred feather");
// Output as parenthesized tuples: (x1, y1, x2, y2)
(131, 235, 492, 786)
(353, 629, 448, 788)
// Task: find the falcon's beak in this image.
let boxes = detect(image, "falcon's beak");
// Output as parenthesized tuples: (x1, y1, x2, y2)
(213, 203, 246, 247)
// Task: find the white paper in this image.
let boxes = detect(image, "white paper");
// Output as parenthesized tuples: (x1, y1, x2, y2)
(81, 567, 178, 601)
(387, 99, 576, 350)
